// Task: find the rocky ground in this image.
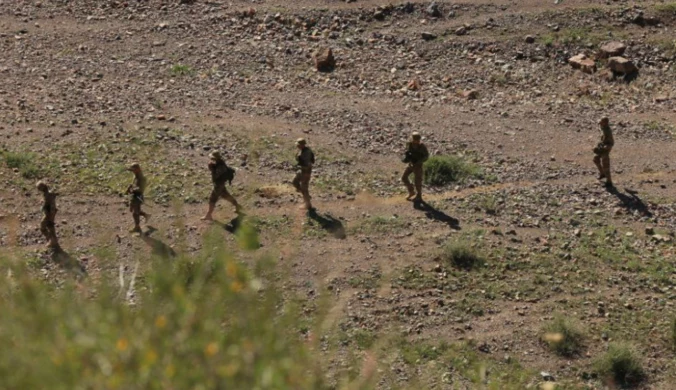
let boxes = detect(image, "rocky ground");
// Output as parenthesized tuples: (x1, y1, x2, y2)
(1, 0, 676, 389)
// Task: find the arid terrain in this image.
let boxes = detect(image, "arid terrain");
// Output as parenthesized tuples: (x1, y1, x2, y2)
(1, 0, 676, 388)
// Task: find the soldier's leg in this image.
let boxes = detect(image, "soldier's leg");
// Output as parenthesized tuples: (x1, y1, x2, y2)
(131, 202, 141, 232)
(220, 187, 242, 212)
(292, 171, 302, 193)
(401, 165, 415, 199)
(602, 153, 612, 185)
(40, 218, 49, 242)
(593, 154, 604, 178)
(413, 163, 423, 200)
(202, 189, 220, 220)
(47, 221, 59, 248)
(301, 173, 313, 209)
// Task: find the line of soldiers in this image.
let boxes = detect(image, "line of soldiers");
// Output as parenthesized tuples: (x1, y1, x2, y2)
(34, 118, 614, 250)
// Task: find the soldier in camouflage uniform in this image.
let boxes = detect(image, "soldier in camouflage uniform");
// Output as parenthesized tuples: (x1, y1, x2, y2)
(202, 151, 241, 221)
(593, 117, 614, 187)
(401, 132, 429, 201)
(292, 138, 315, 211)
(36, 181, 60, 249)
(127, 163, 150, 233)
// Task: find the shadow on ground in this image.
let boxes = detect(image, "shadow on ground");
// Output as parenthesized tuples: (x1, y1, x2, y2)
(606, 186, 653, 217)
(141, 228, 177, 258)
(308, 209, 346, 239)
(213, 215, 244, 234)
(51, 248, 87, 278)
(413, 200, 461, 230)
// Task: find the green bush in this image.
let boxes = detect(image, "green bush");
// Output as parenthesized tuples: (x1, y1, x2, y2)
(170, 64, 194, 76)
(594, 343, 645, 387)
(2, 151, 40, 179)
(0, 226, 340, 389)
(423, 155, 482, 186)
(441, 242, 484, 270)
(542, 316, 584, 357)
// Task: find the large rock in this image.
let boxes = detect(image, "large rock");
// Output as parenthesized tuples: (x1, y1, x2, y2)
(314, 47, 336, 72)
(608, 56, 638, 74)
(568, 54, 596, 74)
(599, 41, 626, 59)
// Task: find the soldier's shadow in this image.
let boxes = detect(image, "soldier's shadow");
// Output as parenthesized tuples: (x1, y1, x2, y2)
(308, 209, 347, 239)
(413, 200, 461, 230)
(141, 227, 177, 259)
(50, 248, 87, 278)
(605, 186, 653, 217)
(213, 216, 244, 234)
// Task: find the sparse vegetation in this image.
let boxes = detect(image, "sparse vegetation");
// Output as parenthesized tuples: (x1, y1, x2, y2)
(594, 343, 645, 387)
(2, 151, 41, 179)
(441, 242, 484, 270)
(542, 316, 585, 357)
(424, 155, 483, 186)
(655, 2, 676, 15)
(170, 64, 194, 76)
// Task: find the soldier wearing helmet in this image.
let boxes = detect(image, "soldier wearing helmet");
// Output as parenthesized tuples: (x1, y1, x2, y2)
(401, 132, 429, 201)
(126, 163, 150, 233)
(593, 117, 614, 187)
(36, 181, 60, 249)
(292, 138, 315, 211)
(202, 151, 241, 221)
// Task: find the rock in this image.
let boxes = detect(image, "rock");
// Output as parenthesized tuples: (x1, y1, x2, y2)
(455, 26, 467, 36)
(599, 41, 626, 59)
(426, 2, 441, 17)
(407, 79, 420, 91)
(645, 226, 655, 235)
(541, 372, 556, 382)
(314, 47, 336, 72)
(525, 35, 535, 44)
(568, 54, 596, 74)
(373, 10, 385, 21)
(461, 89, 478, 100)
(421, 32, 437, 41)
(607, 56, 637, 74)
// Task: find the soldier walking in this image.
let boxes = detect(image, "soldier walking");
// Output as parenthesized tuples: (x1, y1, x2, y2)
(126, 163, 150, 233)
(401, 132, 429, 202)
(36, 181, 60, 249)
(202, 151, 241, 221)
(292, 138, 315, 211)
(593, 117, 614, 187)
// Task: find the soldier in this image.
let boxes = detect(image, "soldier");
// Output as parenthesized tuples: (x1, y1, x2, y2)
(202, 151, 241, 221)
(126, 163, 150, 233)
(401, 132, 429, 201)
(36, 181, 59, 249)
(593, 117, 614, 187)
(292, 138, 315, 211)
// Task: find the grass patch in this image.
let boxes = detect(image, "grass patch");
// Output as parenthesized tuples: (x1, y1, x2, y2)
(594, 343, 645, 387)
(353, 215, 407, 234)
(2, 151, 41, 179)
(542, 316, 584, 357)
(170, 64, 194, 76)
(441, 242, 484, 270)
(655, 2, 676, 15)
(423, 155, 483, 186)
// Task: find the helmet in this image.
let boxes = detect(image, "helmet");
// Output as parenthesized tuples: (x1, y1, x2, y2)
(599, 117, 609, 126)
(296, 138, 307, 146)
(411, 132, 422, 141)
(127, 163, 141, 171)
(36, 181, 48, 191)
(209, 151, 222, 160)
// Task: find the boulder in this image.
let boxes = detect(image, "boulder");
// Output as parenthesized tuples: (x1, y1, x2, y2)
(608, 56, 637, 74)
(568, 54, 596, 74)
(314, 47, 336, 72)
(421, 32, 437, 41)
(599, 41, 626, 59)
(461, 89, 478, 100)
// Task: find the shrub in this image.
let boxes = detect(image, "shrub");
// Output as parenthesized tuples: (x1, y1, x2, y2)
(0, 226, 340, 389)
(542, 316, 584, 357)
(423, 155, 482, 186)
(594, 343, 645, 387)
(441, 242, 484, 270)
(2, 151, 40, 179)
(170, 64, 194, 76)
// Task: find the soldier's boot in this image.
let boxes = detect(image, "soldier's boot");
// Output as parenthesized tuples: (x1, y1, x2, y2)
(130, 213, 142, 233)
(414, 184, 423, 202)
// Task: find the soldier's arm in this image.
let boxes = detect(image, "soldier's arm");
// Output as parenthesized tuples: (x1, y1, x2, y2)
(421, 145, 430, 162)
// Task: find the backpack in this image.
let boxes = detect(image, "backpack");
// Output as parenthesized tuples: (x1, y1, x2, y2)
(214, 161, 236, 185)
(222, 165, 235, 185)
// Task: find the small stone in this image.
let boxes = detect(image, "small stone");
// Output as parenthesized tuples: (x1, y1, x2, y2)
(607, 56, 638, 74)
(455, 26, 467, 36)
(599, 41, 626, 59)
(461, 89, 478, 100)
(314, 47, 336, 72)
(569, 54, 596, 74)
(645, 226, 655, 235)
(421, 32, 437, 41)
(525, 35, 535, 44)
(426, 2, 441, 17)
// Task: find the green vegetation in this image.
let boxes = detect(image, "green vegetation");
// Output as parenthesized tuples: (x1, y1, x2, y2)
(352, 215, 408, 234)
(542, 316, 585, 357)
(170, 64, 194, 76)
(2, 151, 41, 179)
(441, 242, 484, 270)
(594, 343, 645, 387)
(655, 2, 676, 15)
(423, 155, 483, 186)
(0, 227, 337, 389)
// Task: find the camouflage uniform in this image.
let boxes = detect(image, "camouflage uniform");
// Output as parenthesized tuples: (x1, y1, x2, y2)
(292, 138, 315, 210)
(402, 133, 429, 201)
(593, 118, 614, 186)
(127, 164, 149, 232)
(203, 151, 240, 221)
(37, 181, 59, 248)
